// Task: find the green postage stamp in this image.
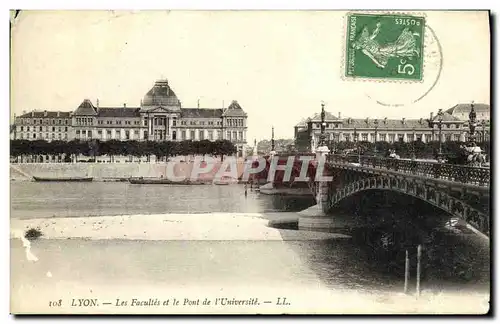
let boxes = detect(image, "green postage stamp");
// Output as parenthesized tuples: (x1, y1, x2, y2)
(345, 13, 425, 81)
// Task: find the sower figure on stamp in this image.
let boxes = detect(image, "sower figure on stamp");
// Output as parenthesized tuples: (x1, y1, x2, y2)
(353, 22, 421, 69)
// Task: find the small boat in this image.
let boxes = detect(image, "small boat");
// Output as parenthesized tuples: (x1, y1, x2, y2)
(33, 176, 93, 182)
(128, 177, 206, 185)
(213, 181, 229, 185)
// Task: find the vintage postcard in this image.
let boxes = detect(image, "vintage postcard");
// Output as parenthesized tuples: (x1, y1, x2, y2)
(9, 10, 490, 315)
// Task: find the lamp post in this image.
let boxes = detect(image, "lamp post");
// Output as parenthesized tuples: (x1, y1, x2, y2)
(319, 102, 326, 147)
(437, 108, 444, 162)
(468, 101, 477, 145)
(220, 110, 224, 162)
(353, 127, 359, 163)
(270, 126, 276, 156)
(373, 119, 379, 155)
(411, 127, 416, 160)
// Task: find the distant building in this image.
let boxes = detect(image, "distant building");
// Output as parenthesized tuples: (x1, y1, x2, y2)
(446, 103, 490, 121)
(13, 79, 249, 157)
(294, 103, 490, 151)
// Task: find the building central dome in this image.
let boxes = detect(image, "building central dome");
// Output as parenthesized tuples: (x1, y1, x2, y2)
(142, 79, 181, 107)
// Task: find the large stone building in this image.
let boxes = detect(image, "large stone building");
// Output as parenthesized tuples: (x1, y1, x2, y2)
(13, 79, 249, 157)
(294, 103, 490, 151)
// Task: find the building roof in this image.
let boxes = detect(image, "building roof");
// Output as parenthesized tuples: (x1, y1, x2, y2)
(142, 79, 181, 107)
(181, 108, 223, 118)
(223, 100, 247, 117)
(295, 118, 307, 127)
(307, 111, 339, 122)
(446, 103, 490, 116)
(98, 107, 141, 118)
(74, 99, 98, 116)
(18, 111, 72, 118)
(430, 112, 462, 122)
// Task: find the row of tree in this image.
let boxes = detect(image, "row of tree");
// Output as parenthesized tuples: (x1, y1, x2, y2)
(10, 139, 238, 162)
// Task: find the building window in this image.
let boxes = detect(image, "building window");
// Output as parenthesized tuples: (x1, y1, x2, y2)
(208, 131, 213, 140)
(453, 134, 460, 141)
(39, 126, 42, 131)
(27, 126, 30, 132)
(238, 131, 243, 141)
(172, 131, 177, 140)
(33, 133, 36, 139)
(20, 126, 23, 131)
(172, 118, 177, 127)
(398, 134, 404, 142)
(52, 133, 55, 139)
(125, 130, 130, 140)
(227, 131, 231, 140)
(233, 131, 237, 141)
(190, 130, 195, 140)
(144, 131, 148, 139)
(217, 131, 222, 139)
(361, 133, 368, 141)
(98, 130, 102, 135)
(181, 130, 186, 140)
(76, 130, 80, 135)
(199, 130, 204, 140)
(134, 130, 139, 136)
(117, 120, 122, 125)
(19, 133, 23, 139)
(45, 133, 49, 139)
(445, 134, 451, 141)
(52, 127, 55, 132)
(388, 134, 395, 142)
(144, 118, 148, 126)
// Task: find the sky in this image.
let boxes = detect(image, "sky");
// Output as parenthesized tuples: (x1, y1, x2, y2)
(10, 10, 490, 142)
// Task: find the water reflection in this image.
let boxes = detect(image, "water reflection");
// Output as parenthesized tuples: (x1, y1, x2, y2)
(10, 182, 315, 219)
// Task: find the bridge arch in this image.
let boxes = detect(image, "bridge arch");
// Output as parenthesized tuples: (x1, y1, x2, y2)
(324, 175, 489, 237)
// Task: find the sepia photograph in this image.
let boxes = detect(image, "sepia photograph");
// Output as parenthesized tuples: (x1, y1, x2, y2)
(9, 9, 491, 315)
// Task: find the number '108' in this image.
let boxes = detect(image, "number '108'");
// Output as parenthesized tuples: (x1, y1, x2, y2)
(395, 18, 420, 26)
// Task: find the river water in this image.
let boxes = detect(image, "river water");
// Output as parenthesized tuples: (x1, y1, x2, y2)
(10, 182, 490, 313)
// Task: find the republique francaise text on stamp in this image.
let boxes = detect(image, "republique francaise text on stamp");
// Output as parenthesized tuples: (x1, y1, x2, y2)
(345, 13, 425, 81)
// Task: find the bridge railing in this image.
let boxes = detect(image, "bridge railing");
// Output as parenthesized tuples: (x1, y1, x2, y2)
(327, 154, 490, 187)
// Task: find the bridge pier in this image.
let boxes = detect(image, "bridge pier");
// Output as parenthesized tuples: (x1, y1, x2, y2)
(298, 145, 337, 231)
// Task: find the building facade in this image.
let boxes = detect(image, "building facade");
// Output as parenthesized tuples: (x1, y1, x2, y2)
(14, 79, 249, 157)
(294, 103, 490, 151)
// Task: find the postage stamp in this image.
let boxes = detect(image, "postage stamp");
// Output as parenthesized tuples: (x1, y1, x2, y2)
(345, 13, 426, 81)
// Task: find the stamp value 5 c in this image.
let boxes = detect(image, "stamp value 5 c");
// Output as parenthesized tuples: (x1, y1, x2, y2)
(345, 13, 425, 81)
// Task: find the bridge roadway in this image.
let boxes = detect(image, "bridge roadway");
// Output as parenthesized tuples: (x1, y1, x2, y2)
(256, 154, 490, 238)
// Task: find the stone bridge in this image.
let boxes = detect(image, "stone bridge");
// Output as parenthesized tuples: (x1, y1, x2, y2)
(254, 153, 490, 238)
